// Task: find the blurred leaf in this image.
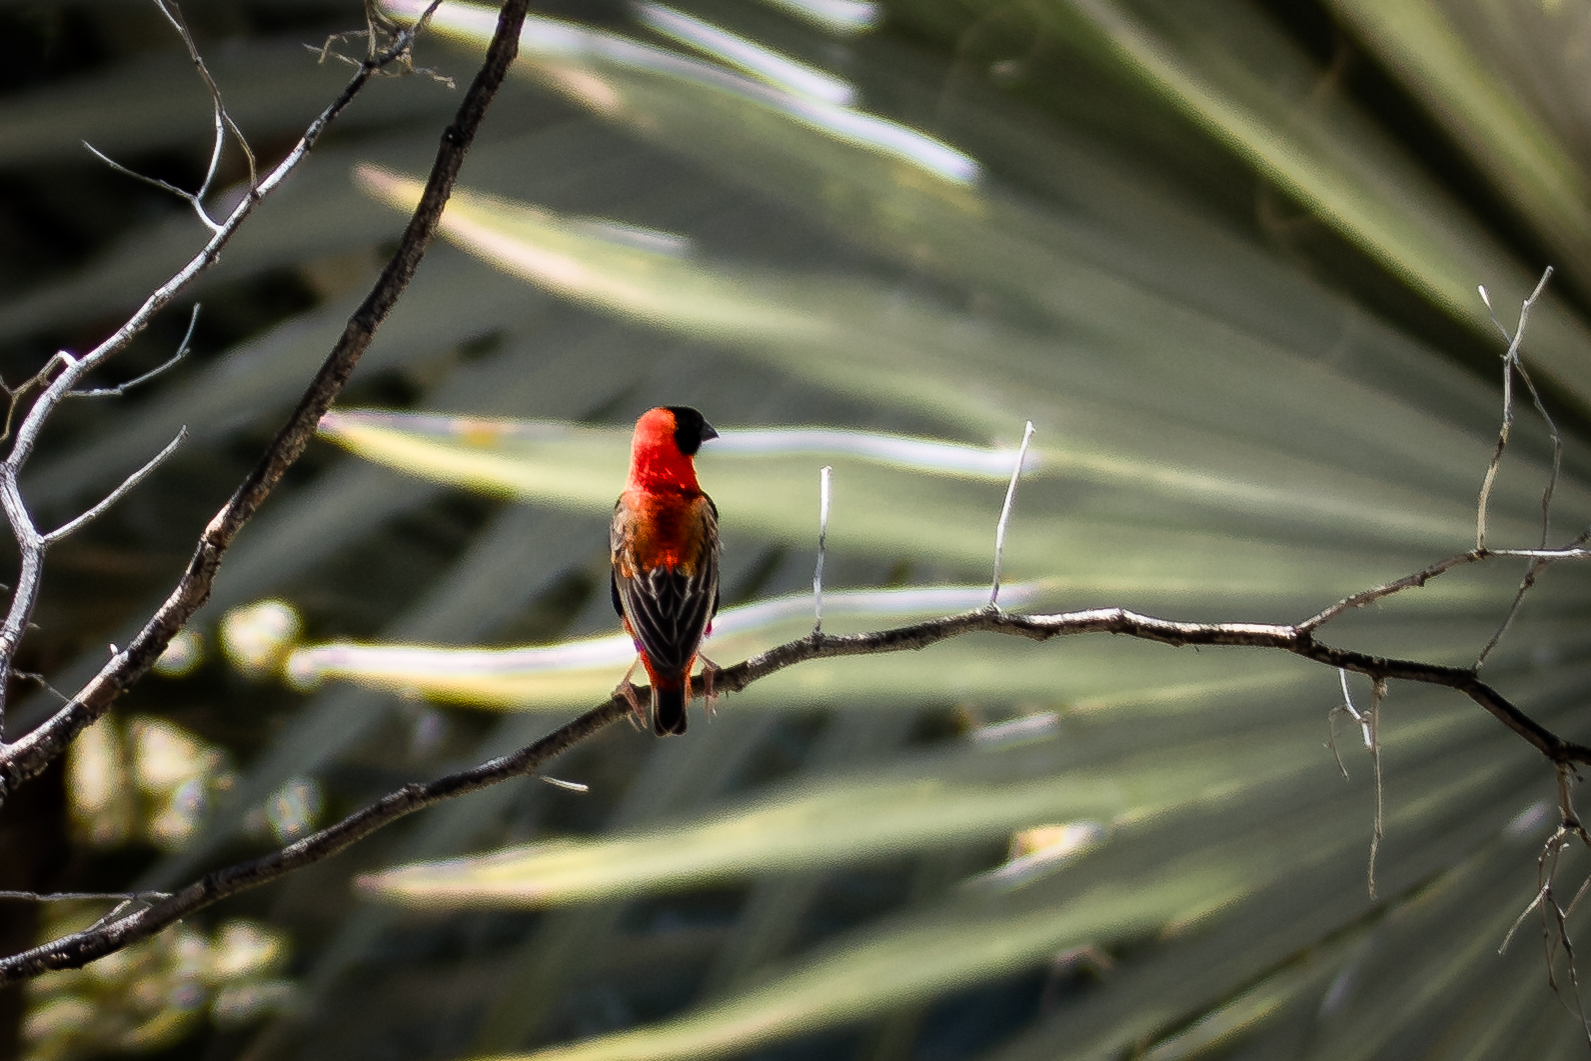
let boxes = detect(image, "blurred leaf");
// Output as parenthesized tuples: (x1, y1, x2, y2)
(347, 170, 1591, 556)
(24, 914, 289, 1061)
(1045, 0, 1591, 403)
(385, 0, 978, 186)
(1321, 0, 1591, 296)
(471, 684, 1553, 1060)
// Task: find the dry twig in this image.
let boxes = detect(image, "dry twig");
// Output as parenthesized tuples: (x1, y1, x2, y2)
(0, 0, 508, 798)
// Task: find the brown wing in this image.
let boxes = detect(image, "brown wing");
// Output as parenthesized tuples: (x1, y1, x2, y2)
(610, 493, 719, 680)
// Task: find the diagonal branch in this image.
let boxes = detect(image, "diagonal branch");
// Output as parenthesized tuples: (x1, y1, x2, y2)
(0, 2, 449, 745)
(1299, 548, 1488, 632)
(0, 0, 526, 803)
(42, 428, 187, 544)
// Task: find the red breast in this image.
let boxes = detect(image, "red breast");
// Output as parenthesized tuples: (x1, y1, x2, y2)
(621, 406, 718, 571)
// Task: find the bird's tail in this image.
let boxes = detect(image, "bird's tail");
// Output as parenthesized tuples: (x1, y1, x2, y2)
(652, 680, 688, 736)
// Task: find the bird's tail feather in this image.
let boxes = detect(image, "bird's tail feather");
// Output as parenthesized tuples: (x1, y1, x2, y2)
(652, 682, 687, 736)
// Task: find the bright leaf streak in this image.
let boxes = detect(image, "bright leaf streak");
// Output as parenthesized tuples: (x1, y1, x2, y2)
(321, 409, 1037, 480)
(283, 583, 1046, 706)
(380, 0, 978, 184)
(635, 3, 857, 106)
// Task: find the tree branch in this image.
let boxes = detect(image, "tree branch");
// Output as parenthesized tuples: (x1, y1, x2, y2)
(1475, 268, 1552, 551)
(0, 0, 525, 802)
(3, 595, 1587, 983)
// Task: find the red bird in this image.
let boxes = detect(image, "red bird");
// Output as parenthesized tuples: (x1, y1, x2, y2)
(611, 406, 720, 735)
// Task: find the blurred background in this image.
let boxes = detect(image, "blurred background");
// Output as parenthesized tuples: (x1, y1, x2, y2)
(3, 0, 1591, 1058)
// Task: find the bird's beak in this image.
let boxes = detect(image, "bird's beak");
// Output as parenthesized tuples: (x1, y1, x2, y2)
(700, 422, 720, 444)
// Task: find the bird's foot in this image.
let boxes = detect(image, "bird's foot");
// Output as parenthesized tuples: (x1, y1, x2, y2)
(695, 656, 720, 722)
(615, 657, 646, 731)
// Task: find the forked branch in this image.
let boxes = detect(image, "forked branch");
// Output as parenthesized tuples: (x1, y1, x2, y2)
(0, 0, 513, 795)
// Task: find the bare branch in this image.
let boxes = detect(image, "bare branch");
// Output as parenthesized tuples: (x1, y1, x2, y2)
(812, 465, 832, 635)
(43, 428, 186, 544)
(81, 142, 222, 232)
(1326, 669, 1355, 780)
(1338, 668, 1372, 747)
(990, 420, 1034, 608)
(1513, 357, 1562, 549)
(0, 0, 511, 804)
(70, 305, 199, 399)
(1535, 774, 1591, 1040)
(6, 594, 1591, 983)
(152, 0, 256, 189)
(0, 890, 168, 903)
(38, 0, 443, 416)
(1475, 269, 1553, 550)
(1477, 557, 1549, 668)
(1299, 549, 1487, 632)
(1466, 269, 1569, 668)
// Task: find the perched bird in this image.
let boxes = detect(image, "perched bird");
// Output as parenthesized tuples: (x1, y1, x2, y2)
(610, 406, 720, 735)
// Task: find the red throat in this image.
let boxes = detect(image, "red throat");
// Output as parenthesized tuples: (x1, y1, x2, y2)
(628, 407, 701, 492)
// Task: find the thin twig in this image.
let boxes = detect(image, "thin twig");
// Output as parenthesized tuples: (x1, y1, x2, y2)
(152, 0, 256, 189)
(1299, 550, 1488, 632)
(83, 1, 258, 232)
(1469, 269, 1566, 667)
(1502, 881, 1549, 955)
(1513, 357, 1562, 549)
(813, 465, 832, 636)
(1478, 533, 1591, 671)
(1508, 767, 1591, 1042)
(1491, 547, 1591, 559)
(43, 429, 186, 544)
(1367, 678, 1385, 900)
(1326, 670, 1353, 780)
(80, 143, 221, 233)
(15, 672, 70, 705)
(990, 421, 1034, 608)
(70, 305, 199, 398)
(1478, 276, 1562, 550)
(1475, 269, 1552, 550)
(1477, 557, 1550, 669)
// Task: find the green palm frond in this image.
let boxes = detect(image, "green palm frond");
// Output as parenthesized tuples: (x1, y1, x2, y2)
(9, 0, 1591, 1058)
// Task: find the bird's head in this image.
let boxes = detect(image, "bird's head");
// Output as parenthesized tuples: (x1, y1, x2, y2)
(629, 406, 718, 490)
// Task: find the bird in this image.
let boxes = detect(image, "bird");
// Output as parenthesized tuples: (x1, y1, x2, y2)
(610, 406, 720, 735)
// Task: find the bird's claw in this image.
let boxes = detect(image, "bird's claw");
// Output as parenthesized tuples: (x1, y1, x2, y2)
(695, 655, 720, 722)
(615, 657, 646, 731)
